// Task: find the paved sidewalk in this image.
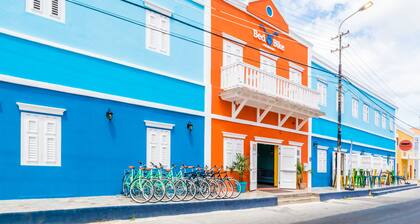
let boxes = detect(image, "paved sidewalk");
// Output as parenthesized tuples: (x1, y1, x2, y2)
(0, 191, 274, 214)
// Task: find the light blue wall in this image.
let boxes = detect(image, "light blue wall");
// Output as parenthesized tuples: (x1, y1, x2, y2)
(311, 61, 396, 142)
(0, 33, 204, 111)
(0, 81, 204, 199)
(0, 0, 204, 83)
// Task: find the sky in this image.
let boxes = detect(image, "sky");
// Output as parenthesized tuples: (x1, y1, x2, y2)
(273, 0, 420, 130)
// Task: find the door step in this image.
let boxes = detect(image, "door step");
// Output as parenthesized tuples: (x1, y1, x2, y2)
(278, 195, 320, 205)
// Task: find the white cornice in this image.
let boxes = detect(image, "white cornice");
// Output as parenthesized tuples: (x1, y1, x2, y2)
(144, 0, 172, 17)
(17, 102, 66, 116)
(289, 61, 304, 72)
(255, 136, 283, 144)
(260, 51, 278, 61)
(222, 32, 247, 45)
(288, 141, 304, 147)
(144, 120, 175, 129)
(317, 145, 329, 150)
(223, 131, 247, 139)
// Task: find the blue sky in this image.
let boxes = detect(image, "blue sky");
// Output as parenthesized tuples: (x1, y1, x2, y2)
(273, 0, 420, 129)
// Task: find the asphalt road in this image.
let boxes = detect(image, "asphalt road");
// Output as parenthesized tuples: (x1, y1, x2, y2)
(98, 187, 420, 224)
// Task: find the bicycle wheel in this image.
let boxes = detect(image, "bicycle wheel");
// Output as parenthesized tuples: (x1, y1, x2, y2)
(223, 179, 234, 199)
(207, 179, 219, 200)
(228, 178, 241, 199)
(150, 179, 166, 203)
(195, 178, 211, 200)
(129, 178, 153, 203)
(122, 172, 130, 196)
(161, 180, 176, 202)
(184, 179, 197, 201)
(216, 179, 228, 199)
(173, 179, 188, 202)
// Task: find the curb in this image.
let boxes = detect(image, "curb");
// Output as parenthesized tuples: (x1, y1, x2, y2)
(0, 197, 278, 224)
(319, 184, 418, 201)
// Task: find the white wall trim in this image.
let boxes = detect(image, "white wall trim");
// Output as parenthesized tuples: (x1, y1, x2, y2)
(17, 102, 66, 116)
(223, 0, 247, 11)
(203, 0, 212, 167)
(222, 32, 247, 45)
(254, 136, 283, 144)
(317, 145, 329, 150)
(289, 61, 304, 72)
(312, 133, 395, 153)
(212, 114, 309, 136)
(1, 74, 205, 117)
(0, 28, 204, 87)
(144, 0, 172, 17)
(223, 131, 247, 139)
(192, 0, 205, 6)
(144, 120, 175, 129)
(317, 116, 395, 141)
(288, 141, 304, 147)
(260, 51, 278, 61)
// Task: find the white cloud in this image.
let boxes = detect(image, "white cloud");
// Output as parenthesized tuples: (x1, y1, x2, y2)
(275, 0, 420, 127)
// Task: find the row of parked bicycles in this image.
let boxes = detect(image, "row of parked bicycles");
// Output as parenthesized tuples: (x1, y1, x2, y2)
(122, 162, 242, 203)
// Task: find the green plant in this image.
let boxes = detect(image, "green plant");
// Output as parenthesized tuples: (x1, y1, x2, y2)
(296, 162, 304, 186)
(231, 153, 250, 182)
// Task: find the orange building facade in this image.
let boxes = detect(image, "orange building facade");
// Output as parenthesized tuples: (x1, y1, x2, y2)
(210, 0, 323, 190)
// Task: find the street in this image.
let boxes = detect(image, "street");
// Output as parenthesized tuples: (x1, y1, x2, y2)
(98, 188, 420, 224)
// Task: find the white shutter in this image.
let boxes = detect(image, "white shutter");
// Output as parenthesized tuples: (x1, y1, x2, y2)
(27, 0, 43, 13)
(223, 40, 243, 66)
(224, 138, 234, 169)
(160, 16, 170, 54)
(261, 56, 276, 75)
(22, 114, 41, 164)
(44, 118, 58, 164)
(317, 150, 327, 173)
(147, 128, 159, 167)
(159, 130, 171, 168)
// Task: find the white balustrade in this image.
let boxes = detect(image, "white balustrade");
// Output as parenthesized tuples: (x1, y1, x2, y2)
(221, 62, 321, 110)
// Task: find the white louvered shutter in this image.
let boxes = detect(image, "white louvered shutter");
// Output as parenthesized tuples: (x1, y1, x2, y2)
(159, 130, 171, 168)
(27, 0, 43, 13)
(224, 138, 234, 169)
(24, 114, 40, 164)
(147, 128, 159, 167)
(44, 118, 58, 164)
(160, 16, 169, 54)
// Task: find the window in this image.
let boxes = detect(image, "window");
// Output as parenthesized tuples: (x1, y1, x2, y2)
(289, 68, 302, 84)
(317, 82, 327, 106)
(297, 147, 302, 163)
(382, 114, 387, 129)
(363, 104, 369, 122)
(21, 112, 61, 166)
(260, 55, 276, 75)
(351, 98, 359, 118)
(374, 110, 380, 127)
(146, 10, 170, 55)
(336, 91, 344, 113)
(223, 137, 244, 169)
(147, 128, 171, 168)
(317, 149, 327, 173)
(26, 0, 65, 23)
(389, 118, 394, 131)
(223, 40, 243, 66)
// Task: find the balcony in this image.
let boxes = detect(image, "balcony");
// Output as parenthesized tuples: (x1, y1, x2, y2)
(220, 62, 324, 122)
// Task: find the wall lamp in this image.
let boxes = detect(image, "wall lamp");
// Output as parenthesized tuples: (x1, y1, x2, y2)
(187, 121, 193, 132)
(106, 109, 113, 121)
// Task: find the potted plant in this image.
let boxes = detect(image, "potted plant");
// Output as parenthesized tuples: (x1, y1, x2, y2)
(296, 162, 306, 189)
(231, 153, 250, 193)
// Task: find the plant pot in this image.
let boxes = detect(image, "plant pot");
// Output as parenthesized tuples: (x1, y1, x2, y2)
(239, 181, 247, 193)
(298, 182, 307, 190)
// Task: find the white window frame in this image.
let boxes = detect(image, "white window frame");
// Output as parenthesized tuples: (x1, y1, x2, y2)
(317, 147, 328, 173)
(352, 98, 359, 118)
(223, 40, 243, 66)
(145, 120, 174, 168)
(26, 0, 65, 23)
(374, 110, 380, 127)
(260, 55, 277, 75)
(289, 68, 302, 85)
(363, 103, 369, 123)
(317, 81, 327, 106)
(145, 10, 170, 56)
(389, 118, 394, 131)
(18, 102, 65, 167)
(223, 133, 245, 169)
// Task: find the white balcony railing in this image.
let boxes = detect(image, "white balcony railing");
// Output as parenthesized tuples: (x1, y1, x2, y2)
(221, 62, 321, 110)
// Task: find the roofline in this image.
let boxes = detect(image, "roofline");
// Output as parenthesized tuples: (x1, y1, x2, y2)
(312, 52, 398, 110)
(397, 125, 415, 138)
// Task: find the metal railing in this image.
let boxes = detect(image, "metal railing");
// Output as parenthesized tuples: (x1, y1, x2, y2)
(221, 62, 321, 109)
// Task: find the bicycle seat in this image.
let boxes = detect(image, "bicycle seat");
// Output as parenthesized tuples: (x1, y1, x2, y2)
(165, 168, 171, 172)
(128, 166, 135, 169)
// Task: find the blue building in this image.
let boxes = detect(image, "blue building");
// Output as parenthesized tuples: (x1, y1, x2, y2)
(310, 54, 397, 188)
(0, 0, 207, 199)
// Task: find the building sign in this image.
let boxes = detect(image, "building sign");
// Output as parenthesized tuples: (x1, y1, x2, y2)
(253, 24, 285, 51)
(399, 140, 413, 151)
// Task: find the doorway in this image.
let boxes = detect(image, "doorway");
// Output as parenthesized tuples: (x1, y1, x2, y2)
(257, 143, 275, 188)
